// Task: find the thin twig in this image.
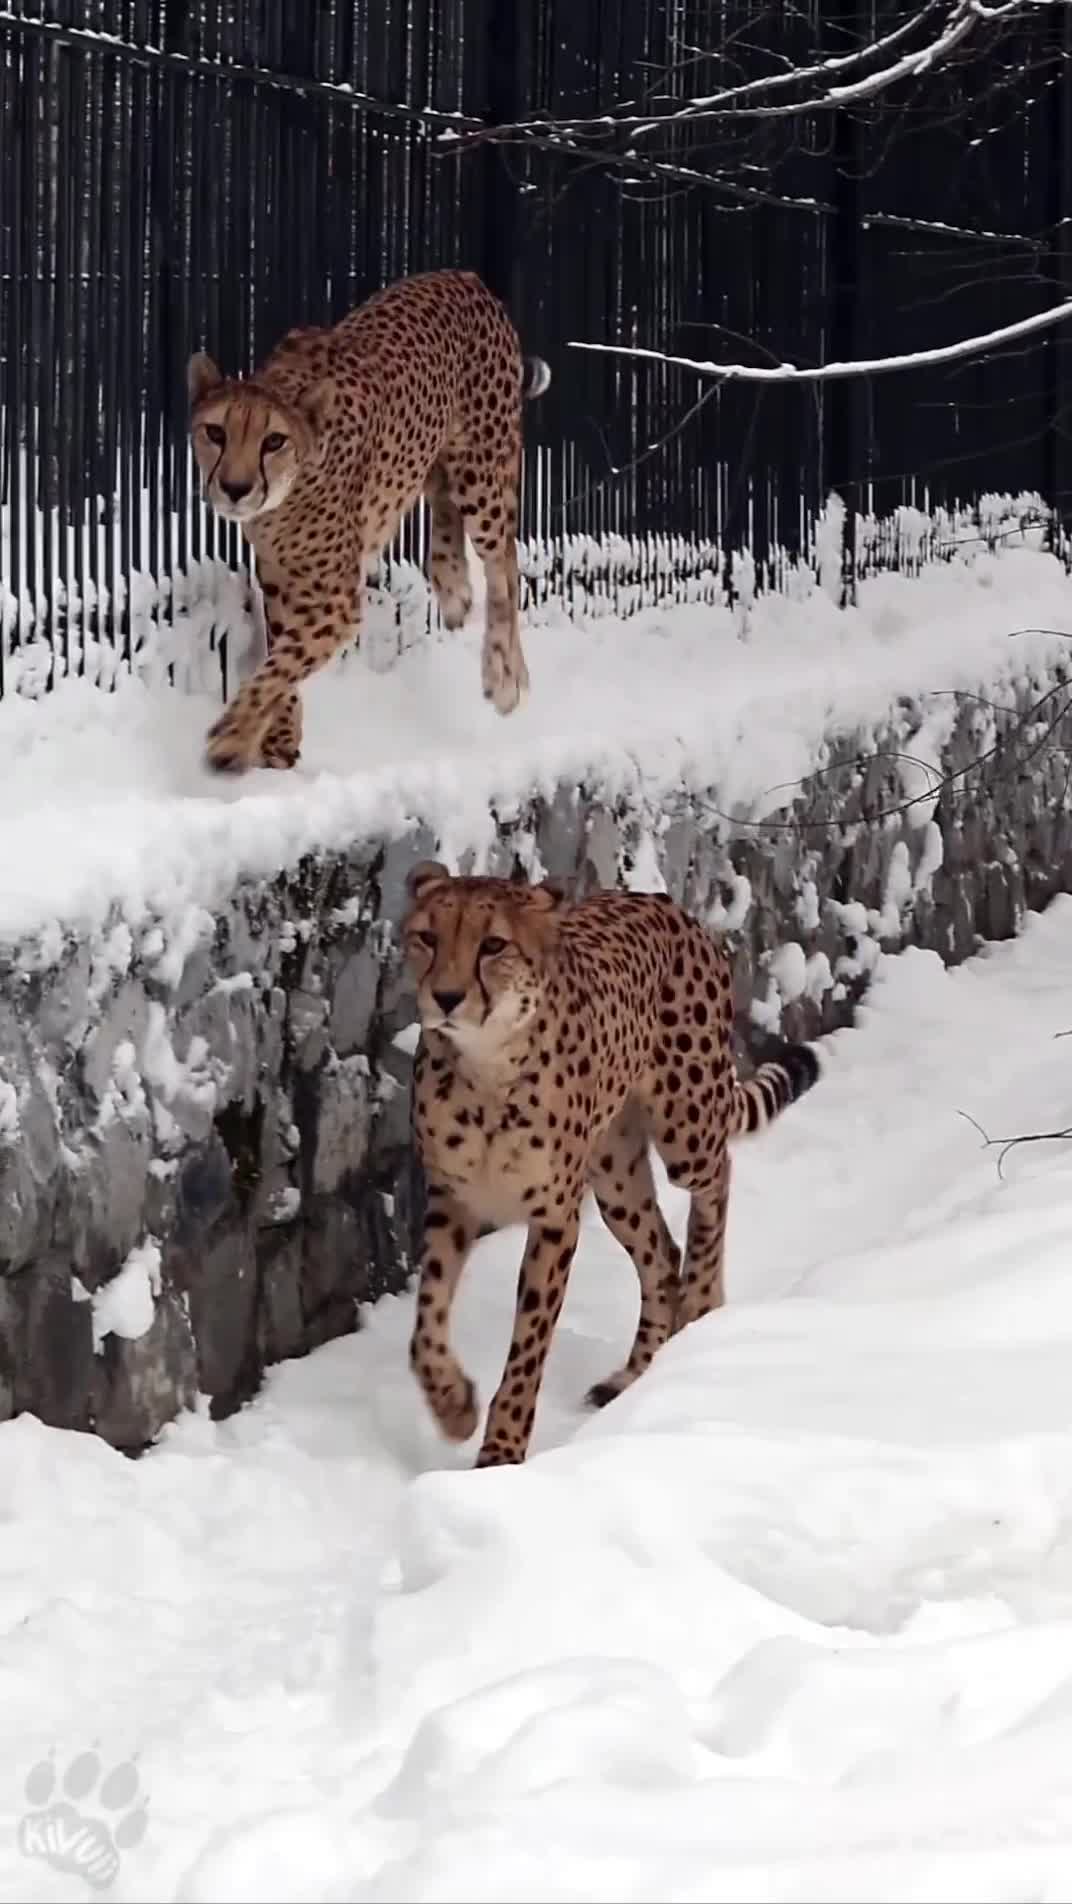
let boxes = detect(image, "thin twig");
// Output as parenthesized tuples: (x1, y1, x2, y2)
(956, 1109, 1072, 1180)
(689, 630, 1072, 838)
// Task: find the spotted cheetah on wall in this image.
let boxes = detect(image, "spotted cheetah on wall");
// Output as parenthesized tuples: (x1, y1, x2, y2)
(187, 269, 550, 773)
(402, 865, 821, 1468)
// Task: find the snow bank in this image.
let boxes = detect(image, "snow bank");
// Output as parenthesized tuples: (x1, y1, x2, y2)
(1, 897, 1071, 1901)
(0, 526, 1069, 957)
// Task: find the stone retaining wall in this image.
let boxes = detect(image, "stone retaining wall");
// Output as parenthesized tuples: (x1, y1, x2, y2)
(2, 674, 1069, 1448)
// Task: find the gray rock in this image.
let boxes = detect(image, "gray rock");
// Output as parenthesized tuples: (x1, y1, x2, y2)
(330, 944, 380, 1057)
(288, 987, 330, 1072)
(11, 1254, 95, 1432)
(256, 1227, 306, 1364)
(80, 978, 150, 1102)
(311, 1054, 371, 1195)
(169, 1216, 258, 1415)
(0, 1009, 61, 1275)
(378, 826, 438, 921)
(91, 1289, 198, 1452)
(660, 818, 694, 902)
(582, 807, 623, 893)
(536, 784, 585, 881)
(69, 1118, 152, 1286)
(300, 1195, 367, 1347)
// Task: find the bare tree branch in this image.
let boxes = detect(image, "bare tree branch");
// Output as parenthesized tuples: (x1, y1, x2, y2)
(568, 299, 1072, 386)
(440, 0, 1061, 147)
(957, 1110, 1072, 1180)
(433, 0, 1062, 250)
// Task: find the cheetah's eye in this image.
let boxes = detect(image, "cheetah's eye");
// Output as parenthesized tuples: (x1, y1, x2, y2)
(204, 423, 225, 447)
(479, 936, 507, 957)
(263, 431, 288, 453)
(414, 930, 437, 951)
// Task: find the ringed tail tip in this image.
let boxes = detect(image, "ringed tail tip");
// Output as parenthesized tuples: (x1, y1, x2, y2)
(522, 355, 552, 400)
(735, 1036, 821, 1136)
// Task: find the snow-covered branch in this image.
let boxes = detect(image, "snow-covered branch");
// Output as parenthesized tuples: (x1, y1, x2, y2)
(441, 0, 1058, 149)
(568, 300, 1072, 387)
(0, 8, 478, 132)
(635, 0, 983, 130)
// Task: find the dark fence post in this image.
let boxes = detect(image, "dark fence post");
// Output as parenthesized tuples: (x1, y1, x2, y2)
(480, 0, 521, 315)
(826, 3, 862, 608)
(1044, 0, 1072, 559)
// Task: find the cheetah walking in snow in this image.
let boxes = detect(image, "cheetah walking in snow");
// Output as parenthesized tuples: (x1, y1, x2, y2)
(188, 269, 550, 773)
(402, 866, 821, 1467)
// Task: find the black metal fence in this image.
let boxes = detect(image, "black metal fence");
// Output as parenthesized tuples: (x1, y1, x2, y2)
(0, 1, 1069, 690)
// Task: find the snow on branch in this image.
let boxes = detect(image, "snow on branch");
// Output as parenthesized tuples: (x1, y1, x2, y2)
(442, 0, 1055, 149)
(636, 0, 982, 129)
(0, 8, 478, 132)
(568, 299, 1072, 387)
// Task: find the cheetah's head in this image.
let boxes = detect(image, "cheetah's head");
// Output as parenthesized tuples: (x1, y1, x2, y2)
(402, 863, 566, 1051)
(187, 354, 335, 523)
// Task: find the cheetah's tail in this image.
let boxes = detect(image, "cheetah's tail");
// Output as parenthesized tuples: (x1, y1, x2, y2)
(731, 1037, 820, 1138)
(522, 356, 552, 400)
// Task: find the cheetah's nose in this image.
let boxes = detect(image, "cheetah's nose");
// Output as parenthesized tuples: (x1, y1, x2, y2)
(432, 988, 465, 1017)
(220, 478, 252, 504)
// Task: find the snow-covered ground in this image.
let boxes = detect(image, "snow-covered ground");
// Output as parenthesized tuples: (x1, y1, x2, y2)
(0, 530, 1069, 951)
(2, 897, 1072, 1902)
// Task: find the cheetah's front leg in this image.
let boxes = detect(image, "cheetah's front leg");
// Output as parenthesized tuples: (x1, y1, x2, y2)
(205, 581, 362, 774)
(409, 1184, 482, 1442)
(476, 1211, 581, 1467)
(259, 691, 303, 770)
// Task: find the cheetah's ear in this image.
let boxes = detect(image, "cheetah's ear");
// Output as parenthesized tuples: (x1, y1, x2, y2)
(187, 351, 223, 407)
(299, 376, 336, 437)
(531, 877, 568, 912)
(407, 860, 451, 901)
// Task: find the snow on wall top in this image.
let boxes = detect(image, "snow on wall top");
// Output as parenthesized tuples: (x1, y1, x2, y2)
(0, 534, 1069, 966)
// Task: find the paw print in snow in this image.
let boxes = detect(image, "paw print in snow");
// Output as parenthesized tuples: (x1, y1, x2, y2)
(18, 1751, 149, 1890)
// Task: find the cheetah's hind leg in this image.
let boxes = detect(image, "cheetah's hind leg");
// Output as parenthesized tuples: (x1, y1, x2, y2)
(425, 461, 473, 632)
(585, 1102, 681, 1408)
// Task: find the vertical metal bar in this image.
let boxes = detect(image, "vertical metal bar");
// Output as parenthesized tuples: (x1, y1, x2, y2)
(21, 23, 42, 668)
(83, 32, 105, 656)
(54, 30, 75, 676)
(156, 25, 174, 669)
(1045, 0, 1072, 544)
(1, 21, 26, 685)
(100, 41, 119, 661)
(0, 22, 9, 697)
(826, 1, 860, 608)
(28, 23, 48, 664)
(69, 34, 89, 676)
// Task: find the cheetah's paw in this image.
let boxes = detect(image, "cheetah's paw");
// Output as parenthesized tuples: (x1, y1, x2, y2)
(433, 1372, 479, 1443)
(437, 582, 474, 631)
(482, 646, 529, 717)
(474, 1439, 525, 1468)
(204, 717, 258, 775)
(586, 1366, 639, 1410)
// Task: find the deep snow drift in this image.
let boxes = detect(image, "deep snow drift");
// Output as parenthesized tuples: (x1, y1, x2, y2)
(2, 898, 1072, 1902)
